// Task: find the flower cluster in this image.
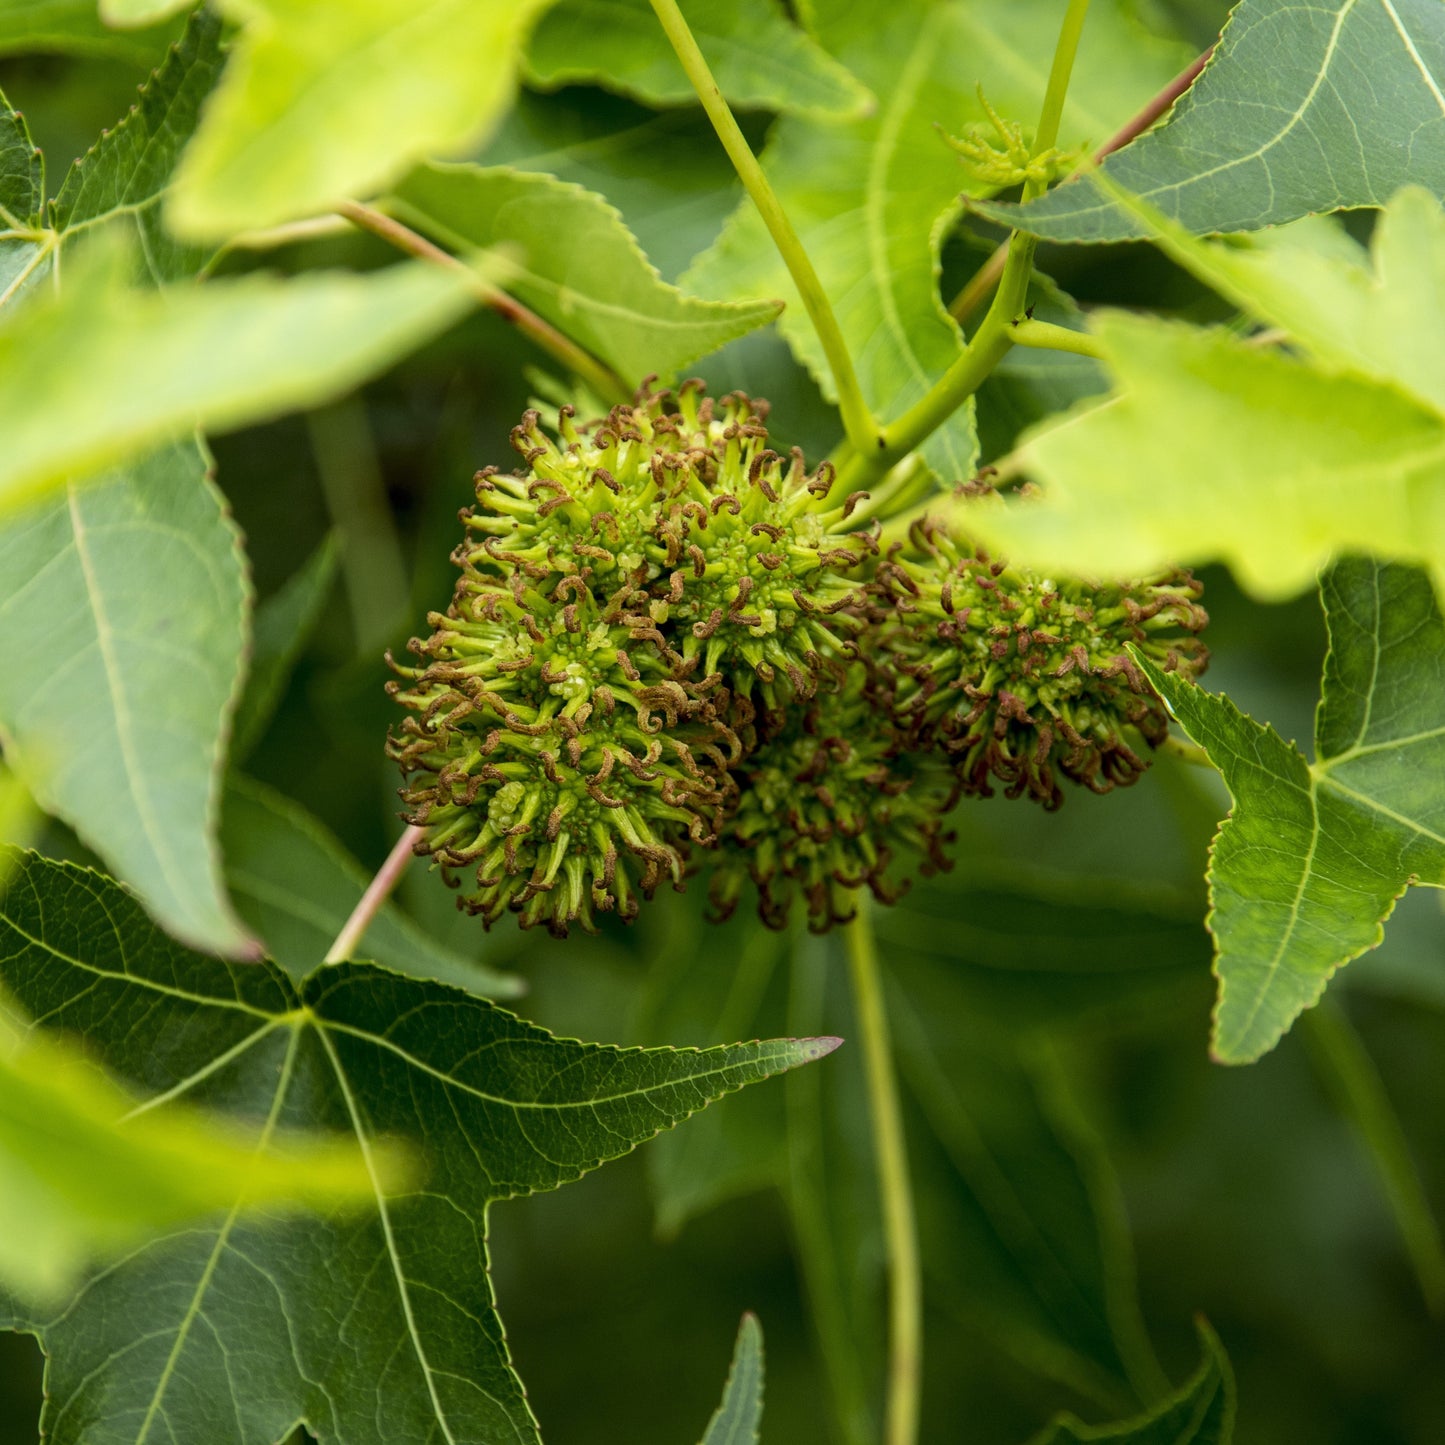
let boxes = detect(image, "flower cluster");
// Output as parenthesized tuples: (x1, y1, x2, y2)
(387, 385, 872, 935)
(389, 387, 1209, 934)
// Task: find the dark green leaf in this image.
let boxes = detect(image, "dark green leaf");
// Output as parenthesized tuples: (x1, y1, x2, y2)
(390, 161, 782, 384)
(0, 441, 255, 956)
(698, 1314, 764, 1445)
(0, 89, 48, 309)
(0, 849, 835, 1445)
(50, 8, 224, 283)
(1139, 558, 1445, 1063)
(222, 774, 523, 997)
(1028, 1321, 1233, 1443)
(231, 535, 340, 761)
(983, 0, 1445, 241)
(525, 0, 872, 120)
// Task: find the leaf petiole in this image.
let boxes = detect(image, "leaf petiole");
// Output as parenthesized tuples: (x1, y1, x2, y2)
(645, 0, 882, 456)
(324, 825, 425, 964)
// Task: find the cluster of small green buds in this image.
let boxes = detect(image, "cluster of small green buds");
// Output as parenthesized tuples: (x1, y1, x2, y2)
(876, 518, 1209, 809)
(387, 384, 875, 935)
(703, 663, 959, 933)
(941, 88, 1086, 191)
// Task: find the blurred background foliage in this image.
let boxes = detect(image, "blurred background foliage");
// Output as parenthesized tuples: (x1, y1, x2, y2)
(3, 2, 1445, 1441)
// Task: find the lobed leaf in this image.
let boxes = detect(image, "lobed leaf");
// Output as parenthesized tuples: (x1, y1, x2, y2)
(167, 0, 558, 239)
(684, 0, 1190, 478)
(525, 0, 872, 120)
(0, 850, 835, 1445)
(0, 239, 473, 519)
(0, 441, 255, 956)
(698, 1314, 765, 1445)
(1139, 558, 1445, 1063)
(50, 8, 224, 283)
(0, 986, 388, 1303)
(1029, 1322, 1234, 1443)
(221, 774, 523, 998)
(390, 161, 782, 384)
(960, 309, 1445, 603)
(982, 0, 1445, 241)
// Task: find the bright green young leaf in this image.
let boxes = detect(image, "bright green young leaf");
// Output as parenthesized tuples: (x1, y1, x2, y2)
(1030, 1322, 1234, 1443)
(100, 0, 193, 26)
(983, 0, 1445, 242)
(390, 162, 782, 384)
(231, 534, 340, 761)
(1138, 559, 1445, 1063)
(1104, 184, 1445, 420)
(50, 8, 223, 282)
(0, 985, 391, 1303)
(0, 240, 472, 518)
(525, 0, 872, 120)
(0, 0, 179, 60)
(0, 442, 255, 956)
(222, 774, 524, 998)
(960, 310, 1445, 602)
(166, 0, 557, 239)
(685, 0, 1190, 479)
(699, 1314, 765, 1445)
(0, 850, 835, 1445)
(0, 89, 50, 309)
(0, 765, 38, 857)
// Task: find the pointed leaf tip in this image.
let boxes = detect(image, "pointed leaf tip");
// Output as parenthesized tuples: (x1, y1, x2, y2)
(796, 1036, 844, 1062)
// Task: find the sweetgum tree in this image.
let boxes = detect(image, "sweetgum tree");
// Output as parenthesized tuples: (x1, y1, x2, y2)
(0, 0, 1443, 1441)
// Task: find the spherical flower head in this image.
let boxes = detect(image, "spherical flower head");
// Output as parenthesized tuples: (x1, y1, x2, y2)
(704, 661, 960, 933)
(388, 564, 734, 936)
(879, 519, 1209, 808)
(458, 384, 874, 713)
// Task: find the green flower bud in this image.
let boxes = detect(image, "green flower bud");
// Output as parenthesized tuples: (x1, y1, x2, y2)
(703, 662, 960, 933)
(878, 519, 1209, 809)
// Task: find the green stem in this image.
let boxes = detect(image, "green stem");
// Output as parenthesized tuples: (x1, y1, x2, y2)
(646, 0, 880, 455)
(845, 896, 922, 1445)
(1302, 999, 1445, 1317)
(1008, 316, 1105, 359)
(831, 0, 1093, 497)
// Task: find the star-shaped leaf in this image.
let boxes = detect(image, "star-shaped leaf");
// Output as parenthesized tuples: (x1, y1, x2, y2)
(1138, 558, 1445, 1063)
(0, 849, 835, 1444)
(982, 0, 1445, 242)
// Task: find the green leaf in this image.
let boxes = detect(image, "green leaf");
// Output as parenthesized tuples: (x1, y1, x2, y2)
(0, 985, 389, 1303)
(699, 1314, 765, 1445)
(50, 8, 224, 283)
(684, 0, 1190, 477)
(100, 0, 194, 26)
(390, 162, 782, 384)
(1029, 1321, 1234, 1443)
(892, 989, 1163, 1410)
(0, 441, 255, 956)
(166, 0, 557, 239)
(0, 0, 180, 60)
(982, 0, 1445, 242)
(525, 0, 873, 120)
(231, 534, 340, 761)
(222, 774, 523, 998)
(0, 89, 50, 310)
(0, 239, 473, 518)
(961, 309, 1445, 603)
(0, 763, 39, 859)
(0, 849, 835, 1445)
(1138, 559, 1445, 1063)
